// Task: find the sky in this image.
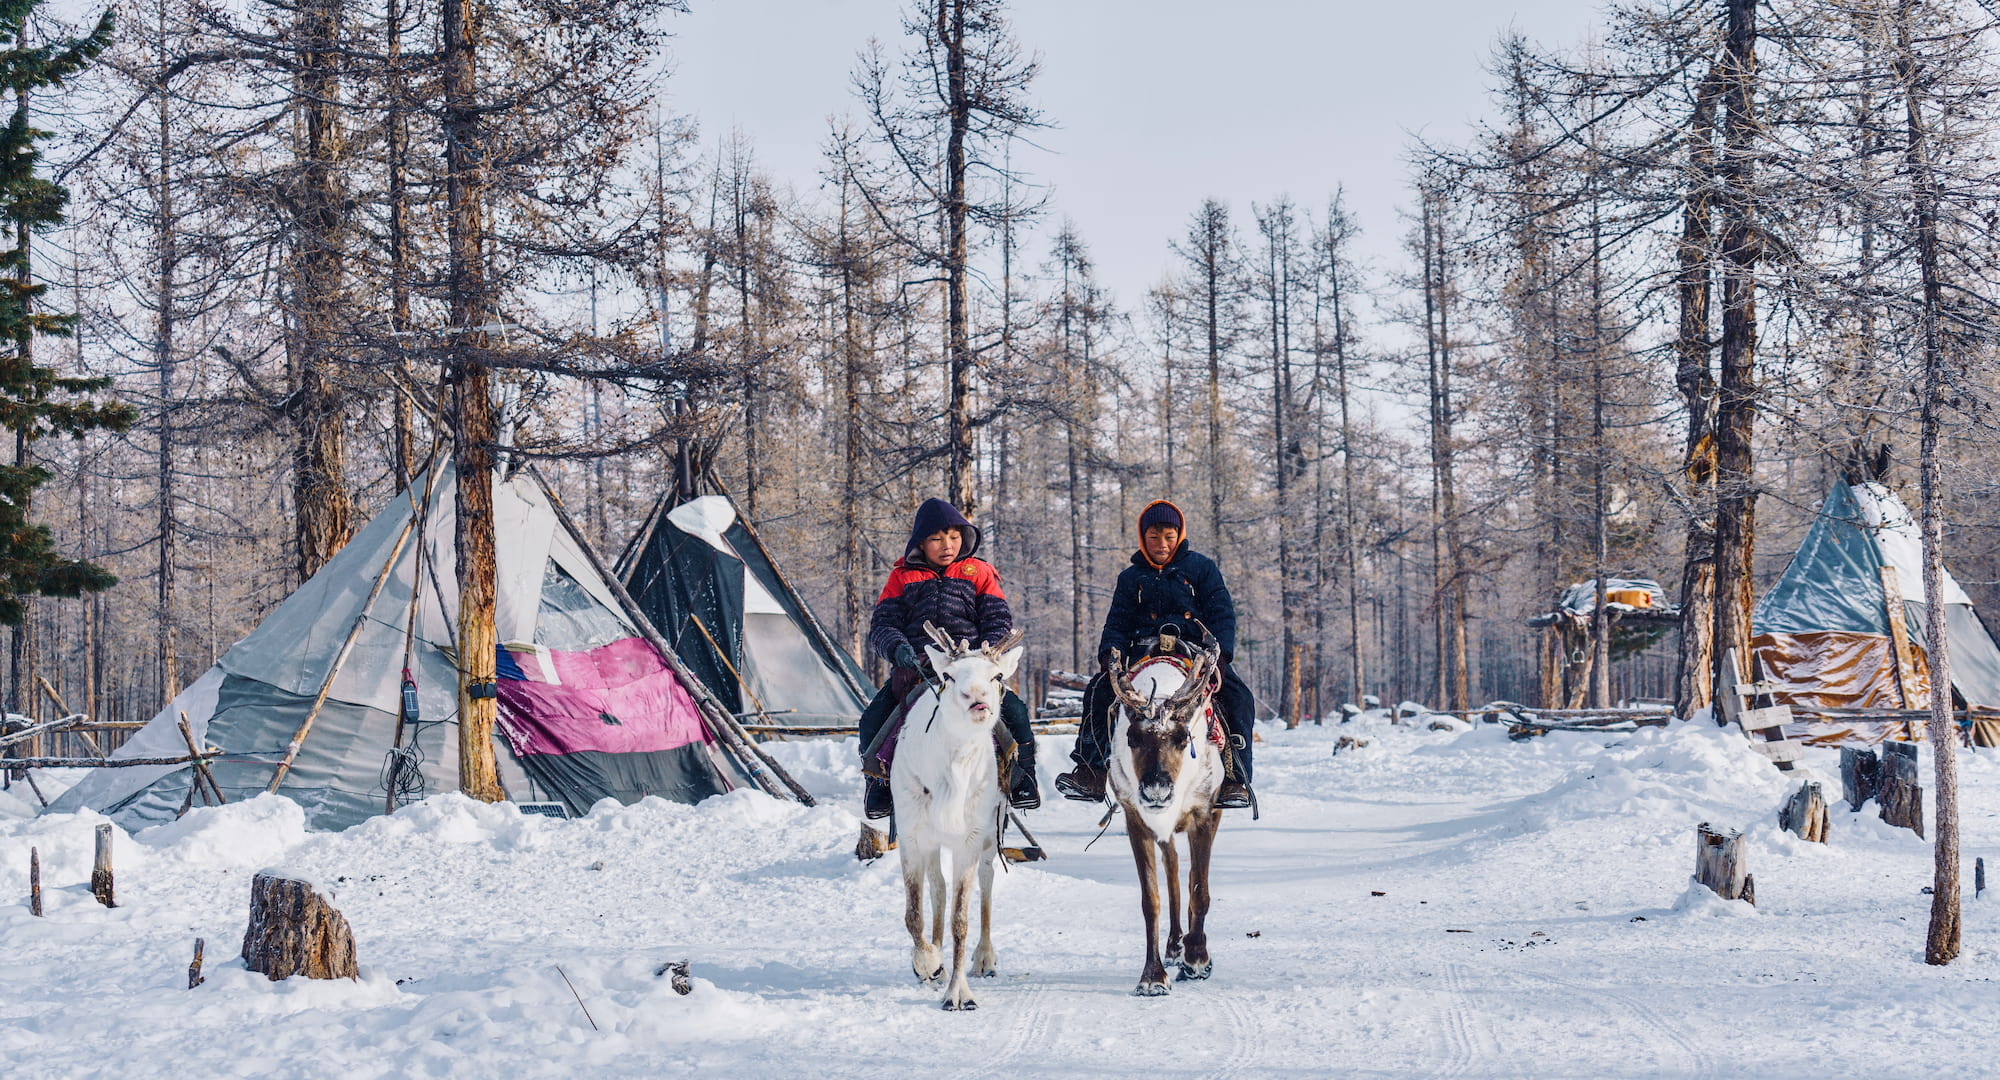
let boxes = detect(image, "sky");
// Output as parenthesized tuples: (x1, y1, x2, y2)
(662, 0, 1611, 325)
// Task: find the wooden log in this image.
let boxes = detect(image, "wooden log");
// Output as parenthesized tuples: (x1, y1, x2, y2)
(177, 714, 225, 806)
(91, 824, 115, 908)
(0, 713, 87, 751)
(1978, 857, 1986, 899)
(1695, 823, 1754, 904)
(188, 938, 206, 989)
(1878, 742, 1925, 838)
(1779, 781, 1829, 843)
(1046, 670, 1091, 692)
(1840, 746, 1879, 810)
(29, 845, 40, 916)
(1, 752, 218, 769)
(241, 873, 358, 981)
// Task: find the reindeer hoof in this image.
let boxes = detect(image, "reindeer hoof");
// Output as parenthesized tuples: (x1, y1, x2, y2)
(943, 996, 979, 1011)
(1165, 943, 1183, 965)
(1134, 980, 1171, 997)
(1176, 959, 1213, 981)
(916, 964, 944, 984)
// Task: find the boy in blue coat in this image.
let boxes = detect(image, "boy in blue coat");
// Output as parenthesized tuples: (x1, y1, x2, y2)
(1055, 500, 1254, 808)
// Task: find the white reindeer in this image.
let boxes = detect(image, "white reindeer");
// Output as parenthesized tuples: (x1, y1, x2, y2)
(890, 621, 1025, 1011)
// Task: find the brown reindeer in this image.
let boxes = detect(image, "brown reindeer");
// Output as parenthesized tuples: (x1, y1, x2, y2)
(1104, 644, 1225, 995)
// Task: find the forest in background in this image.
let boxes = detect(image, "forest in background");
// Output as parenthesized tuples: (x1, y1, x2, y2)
(7, 0, 2000, 732)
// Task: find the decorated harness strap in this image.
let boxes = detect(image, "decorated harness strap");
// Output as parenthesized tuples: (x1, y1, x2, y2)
(1132, 655, 1228, 753)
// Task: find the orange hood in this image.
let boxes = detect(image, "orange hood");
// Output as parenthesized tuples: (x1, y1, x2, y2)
(1137, 499, 1187, 569)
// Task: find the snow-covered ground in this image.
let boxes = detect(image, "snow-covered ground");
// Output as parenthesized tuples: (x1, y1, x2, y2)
(5, 716, 1999, 1078)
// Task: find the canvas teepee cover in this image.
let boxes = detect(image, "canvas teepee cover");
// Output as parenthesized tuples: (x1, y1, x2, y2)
(620, 494, 871, 728)
(50, 465, 744, 830)
(1751, 480, 2000, 714)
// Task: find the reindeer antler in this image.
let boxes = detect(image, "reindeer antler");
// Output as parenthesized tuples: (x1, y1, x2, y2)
(980, 628, 1025, 661)
(1105, 648, 1152, 713)
(922, 621, 966, 658)
(1164, 649, 1217, 712)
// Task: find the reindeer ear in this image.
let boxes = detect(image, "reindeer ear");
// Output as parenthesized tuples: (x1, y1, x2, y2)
(924, 644, 952, 674)
(994, 645, 1024, 682)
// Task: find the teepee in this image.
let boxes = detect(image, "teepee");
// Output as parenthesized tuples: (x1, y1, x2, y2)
(49, 464, 781, 830)
(1751, 479, 2000, 715)
(619, 491, 871, 730)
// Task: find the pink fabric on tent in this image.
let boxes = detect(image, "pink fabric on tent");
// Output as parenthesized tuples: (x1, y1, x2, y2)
(496, 637, 714, 756)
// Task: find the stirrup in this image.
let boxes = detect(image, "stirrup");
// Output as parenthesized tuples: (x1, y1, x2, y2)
(1055, 767, 1106, 803)
(864, 776, 894, 820)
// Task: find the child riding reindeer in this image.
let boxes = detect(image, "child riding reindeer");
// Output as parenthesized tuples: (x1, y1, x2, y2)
(1057, 500, 1255, 810)
(859, 498, 1040, 819)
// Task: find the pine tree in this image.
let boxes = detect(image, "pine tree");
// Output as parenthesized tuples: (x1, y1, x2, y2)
(0, 0, 132, 627)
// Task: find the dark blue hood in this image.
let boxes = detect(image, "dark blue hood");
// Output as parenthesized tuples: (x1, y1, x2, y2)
(904, 498, 981, 564)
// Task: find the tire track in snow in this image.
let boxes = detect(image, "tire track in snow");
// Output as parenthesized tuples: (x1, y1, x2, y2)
(947, 975, 1050, 1080)
(1521, 970, 1714, 1079)
(1433, 963, 1501, 1078)
(1202, 989, 1262, 1080)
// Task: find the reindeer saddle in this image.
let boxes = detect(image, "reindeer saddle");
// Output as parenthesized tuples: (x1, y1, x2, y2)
(862, 671, 1016, 779)
(1125, 652, 1228, 753)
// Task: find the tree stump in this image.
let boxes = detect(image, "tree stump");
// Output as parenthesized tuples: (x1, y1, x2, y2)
(1695, 823, 1754, 905)
(1779, 781, 1829, 843)
(241, 873, 358, 980)
(91, 824, 115, 908)
(1878, 742, 1924, 839)
(1840, 746, 1879, 810)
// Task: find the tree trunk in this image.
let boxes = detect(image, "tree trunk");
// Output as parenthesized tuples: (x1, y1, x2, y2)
(444, 0, 501, 802)
(1674, 70, 1721, 721)
(942, 0, 974, 513)
(1588, 169, 1611, 711)
(1710, 0, 1760, 702)
(837, 175, 864, 658)
(292, 0, 352, 580)
(387, 0, 414, 492)
(1896, 4, 1960, 962)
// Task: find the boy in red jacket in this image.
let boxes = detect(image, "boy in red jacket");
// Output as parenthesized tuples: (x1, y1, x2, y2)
(858, 497, 1038, 818)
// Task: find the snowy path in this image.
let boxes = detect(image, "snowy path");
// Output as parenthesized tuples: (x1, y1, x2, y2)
(7, 718, 2000, 1078)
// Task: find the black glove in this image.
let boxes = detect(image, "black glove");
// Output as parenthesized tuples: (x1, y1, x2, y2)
(893, 642, 922, 671)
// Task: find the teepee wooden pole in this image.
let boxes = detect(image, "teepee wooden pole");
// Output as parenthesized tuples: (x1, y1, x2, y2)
(266, 508, 423, 794)
(536, 470, 816, 806)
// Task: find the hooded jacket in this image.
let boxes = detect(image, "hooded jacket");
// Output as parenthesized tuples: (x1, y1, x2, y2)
(1096, 500, 1238, 664)
(869, 498, 1013, 664)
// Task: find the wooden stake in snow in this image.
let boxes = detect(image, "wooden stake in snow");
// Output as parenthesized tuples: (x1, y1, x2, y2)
(29, 845, 41, 916)
(188, 938, 206, 989)
(1878, 742, 1924, 838)
(1840, 746, 1879, 810)
(91, 824, 115, 908)
(1779, 782, 1829, 843)
(241, 873, 358, 981)
(1695, 823, 1754, 904)
(1978, 858, 1986, 899)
